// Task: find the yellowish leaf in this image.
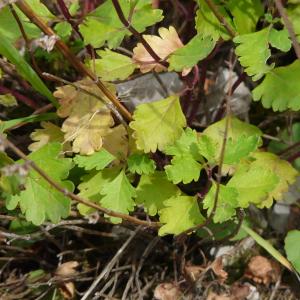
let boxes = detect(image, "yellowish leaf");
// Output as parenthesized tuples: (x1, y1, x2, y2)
(133, 26, 184, 73)
(54, 79, 115, 155)
(28, 121, 70, 152)
(102, 125, 129, 161)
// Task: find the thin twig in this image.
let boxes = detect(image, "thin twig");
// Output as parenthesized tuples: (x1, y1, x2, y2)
(274, 0, 300, 60)
(111, 0, 168, 68)
(81, 227, 140, 300)
(203, 0, 236, 38)
(16, 0, 132, 121)
(1, 135, 160, 228)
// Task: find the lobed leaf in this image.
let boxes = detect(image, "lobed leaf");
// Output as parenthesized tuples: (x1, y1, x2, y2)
(127, 153, 156, 175)
(129, 95, 186, 153)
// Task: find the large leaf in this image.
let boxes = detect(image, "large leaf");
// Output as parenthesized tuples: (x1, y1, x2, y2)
(234, 27, 291, 81)
(129, 95, 186, 153)
(79, 0, 163, 48)
(100, 170, 136, 223)
(250, 152, 298, 207)
(202, 117, 262, 163)
(0, 31, 56, 105)
(168, 35, 215, 74)
(285, 230, 300, 273)
(227, 164, 279, 208)
(226, 0, 264, 34)
(54, 79, 115, 155)
(158, 196, 205, 236)
(135, 171, 180, 216)
(252, 60, 300, 111)
(6, 143, 73, 225)
(195, 0, 233, 41)
(203, 182, 239, 223)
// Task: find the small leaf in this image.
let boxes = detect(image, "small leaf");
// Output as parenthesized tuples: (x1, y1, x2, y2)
(203, 182, 239, 223)
(168, 35, 215, 75)
(74, 149, 115, 171)
(159, 195, 205, 236)
(285, 230, 300, 273)
(100, 170, 136, 223)
(6, 143, 73, 225)
(223, 135, 260, 165)
(165, 155, 202, 184)
(252, 60, 300, 111)
(127, 153, 156, 175)
(54, 21, 72, 38)
(92, 49, 137, 81)
(0, 93, 17, 107)
(54, 79, 115, 155)
(197, 134, 217, 163)
(135, 171, 180, 216)
(133, 26, 184, 73)
(129, 95, 186, 153)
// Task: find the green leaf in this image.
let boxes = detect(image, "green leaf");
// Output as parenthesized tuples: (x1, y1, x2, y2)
(79, 0, 163, 48)
(77, 167, 120, 215)
(0, 31, 57, 105)
(164, 128, 201, 159)
(6, 143, 73, 225)
(168, 35, 215, 72)
(129, 95, 186, 153)
(0, 113, 57, 133)
(252, 60, 300, 111)
(223, 135, 260, 165)
(202, 117, 262, 163)
(203, 182, 239, 223)
(54, 21, 72, 38)
(135, 171, 180, 216)
(158, 195, 205, 236)
(127, 153, 156, 175)
(198, 134, 217, 163)
(287, 3, 300, 42)
(74, 149, 115, 171)
(226, 0, 264, 34)
(234, 27, 291, 81)
(195, 0, 233, 41)
(285, 230, 300, 273)
(227, 164, 279, 208)
(250, 152, 298, 207)
(100, 170, 136, 223)
(0, 93, 17, 107)
(165, 156, 202, 184)
(92, 49, 137, 81)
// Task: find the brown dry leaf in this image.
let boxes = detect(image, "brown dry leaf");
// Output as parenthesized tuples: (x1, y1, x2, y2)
(154, 283, 182, 300)
(133, 26, 184, 73)
(184, 264, 204, 281)
(230, 282, 250, 300)
(54, 79, 115, 155)
(55, 261, 79, 277)
(28, 121, 71, 152)
(59, 282, 75, 300)
(207, 292, 231, 300)
(102, 124, 128, 161)
(211, 256, 228, 283)
(245, 255, 280, 285)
